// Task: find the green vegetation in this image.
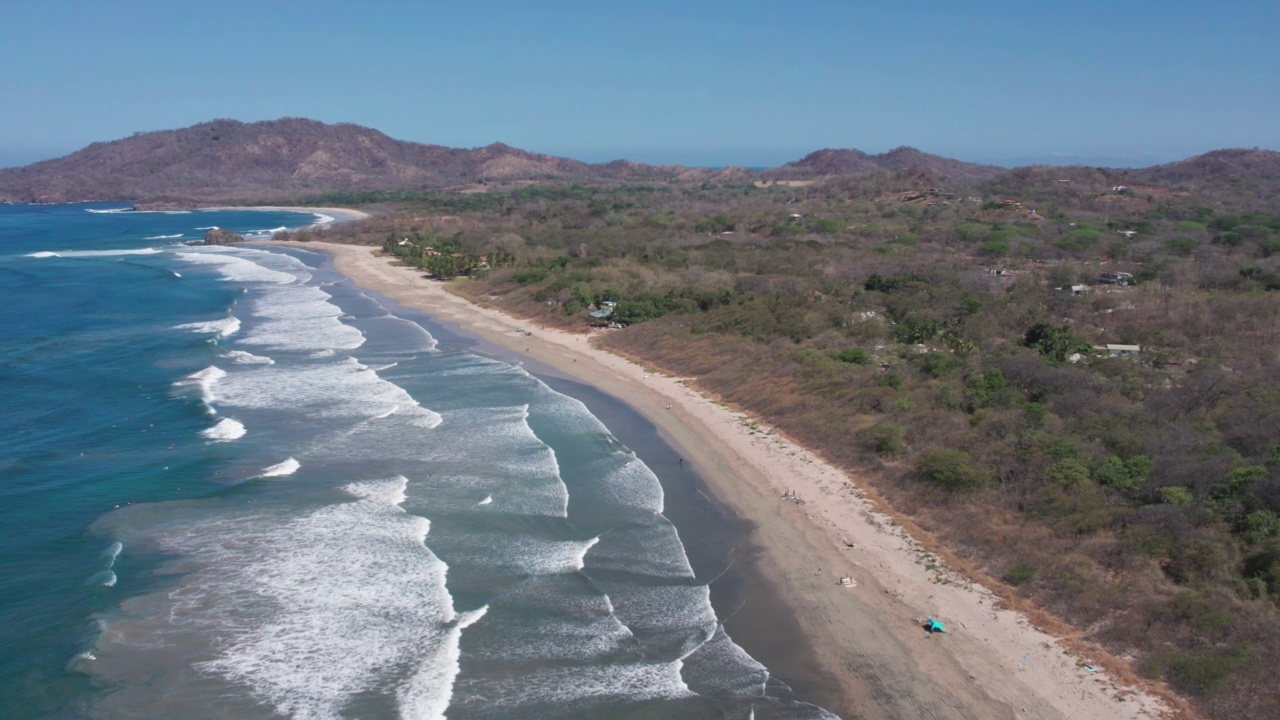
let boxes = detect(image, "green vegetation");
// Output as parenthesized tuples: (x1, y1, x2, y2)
(916, 448, 989, 492)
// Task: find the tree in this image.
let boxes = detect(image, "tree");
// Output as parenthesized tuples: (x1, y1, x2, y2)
(1023, 322, 1090, 362)
(916, 448, 989, 491)
(837, 347, 871, 365)
(861, 423, 906, 456)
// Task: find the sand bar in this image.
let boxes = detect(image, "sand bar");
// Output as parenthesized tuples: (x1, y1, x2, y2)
(282, 240, 1177, 720)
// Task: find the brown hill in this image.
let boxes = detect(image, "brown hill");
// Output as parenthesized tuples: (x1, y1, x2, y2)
(1131, 148, 1280, 185)
(0, 119, 685, 204)
(8, 117, 1268, 206)
(766, 146, 1005, 181)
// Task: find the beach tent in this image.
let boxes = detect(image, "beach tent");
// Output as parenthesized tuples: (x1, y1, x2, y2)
(925, 618, 945, 633)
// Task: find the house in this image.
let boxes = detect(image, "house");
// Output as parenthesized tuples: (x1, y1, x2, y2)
(1106, 344, 1141, 357)
(1096, 271, 1134, 286)
(1070, 284, 1090, 296)
(588, 301, 617, 319)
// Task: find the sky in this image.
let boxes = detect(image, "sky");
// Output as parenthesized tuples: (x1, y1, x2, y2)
(3, 1, 1278, 168)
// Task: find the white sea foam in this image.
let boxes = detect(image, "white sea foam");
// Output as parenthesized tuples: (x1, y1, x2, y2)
(575, 536, 600, 571)
(86, 570, 117, 587)
(211, 357, 441, 427)
(173, 251, 298, 284)
(177, 366, 227, 408)
(26, 251, 60, 258)
(172, 271, 181, 277)
(468, 661, 695, 711)
(531, 385, 666, 514)
(201, 418, 246, 442)
(607, 584, 717, 649)
(242, 226, 289, 240)
(146, 233, 183, 240)
(163, 476, 473, 720)
(256, 457, 299, 478)
(477, 495, 492, 506)
(238, 285, 364, 352)
(85, 208, 132, 214)
(78, 248, 164, 256)
(420, 404, 565, 516)
(103, 541, 123, 567)
(195, 226, 218, 230)
(396, 605, 488, 720)
(586, 522, 696, 579)
(33, 247, 162, 258)
(678, 625, 837, 716)
(174, 315, 241, 339)
(220, 349, 274, 365)
(351, 314, 439, 354)
(311, 213, 335, 226)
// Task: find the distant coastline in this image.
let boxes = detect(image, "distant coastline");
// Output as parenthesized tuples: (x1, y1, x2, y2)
(203, 205, 371, 223)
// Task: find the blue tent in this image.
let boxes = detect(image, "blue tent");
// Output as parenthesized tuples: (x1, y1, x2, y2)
(926, 618, 945, 633)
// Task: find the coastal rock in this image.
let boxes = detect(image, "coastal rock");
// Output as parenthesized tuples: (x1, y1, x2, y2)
(202, 228, 245, 245)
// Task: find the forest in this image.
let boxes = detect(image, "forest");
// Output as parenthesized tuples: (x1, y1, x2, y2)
(279, 164, 1280, 718)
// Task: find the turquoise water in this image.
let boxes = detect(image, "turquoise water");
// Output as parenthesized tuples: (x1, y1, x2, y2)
(0, 204, 834, 719)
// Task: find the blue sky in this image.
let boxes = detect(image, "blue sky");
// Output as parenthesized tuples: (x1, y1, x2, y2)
(3, 1, 1277, 168)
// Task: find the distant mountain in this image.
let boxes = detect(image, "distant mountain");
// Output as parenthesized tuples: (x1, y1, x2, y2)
(764, 146, 1006, 181)
(0, 119, 684, 204)
(1, 118, 1272, 205)
(1130, 148, 1280, 185)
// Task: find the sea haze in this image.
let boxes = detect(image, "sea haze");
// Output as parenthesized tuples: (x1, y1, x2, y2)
(0, 204, 835, 719)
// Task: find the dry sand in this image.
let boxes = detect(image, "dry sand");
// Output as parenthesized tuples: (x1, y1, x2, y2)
(204, 205, 372, 222)
(283, 241, 1176, 720)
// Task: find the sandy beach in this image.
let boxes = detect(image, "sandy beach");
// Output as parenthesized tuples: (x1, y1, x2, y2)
(283, 240, 1177, 720)
(205, 205, 372, 223)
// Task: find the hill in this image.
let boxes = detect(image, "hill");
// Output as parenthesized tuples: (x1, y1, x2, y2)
(1132, 148, 1280, 185)
(766, 146, 1006, 181)
(1, 118, 1273, 207)
(0, 119, 685, 204)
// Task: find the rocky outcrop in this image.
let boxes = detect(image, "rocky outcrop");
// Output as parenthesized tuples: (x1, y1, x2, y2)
(202, 228, 245, 245)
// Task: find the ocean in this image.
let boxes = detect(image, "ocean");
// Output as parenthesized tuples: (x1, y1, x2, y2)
(0, 203, 836, 719)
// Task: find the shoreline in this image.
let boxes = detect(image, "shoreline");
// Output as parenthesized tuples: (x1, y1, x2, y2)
(200, 205, 371, 223)
(348, 282, 838, 711)
(283, 241, 1175, 720)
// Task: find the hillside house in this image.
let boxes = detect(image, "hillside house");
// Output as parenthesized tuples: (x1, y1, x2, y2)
(1096, 271, 1134, 286)
(588, 301, 617, 320)
(1106, 344, 1141, 357)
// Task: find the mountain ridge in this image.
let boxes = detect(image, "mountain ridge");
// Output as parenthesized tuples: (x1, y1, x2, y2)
(0, 118, 1274, 204)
